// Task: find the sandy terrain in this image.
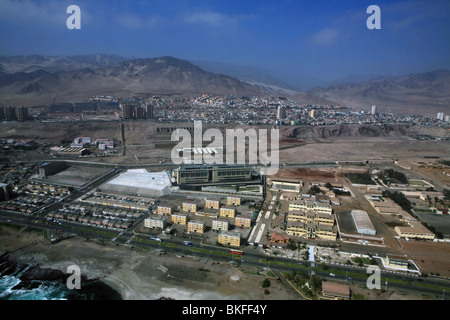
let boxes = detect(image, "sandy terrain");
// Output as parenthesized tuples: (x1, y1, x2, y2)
(280, 139, 450, 163)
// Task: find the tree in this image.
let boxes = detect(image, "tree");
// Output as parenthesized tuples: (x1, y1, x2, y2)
(308, 185, 322, 195)
(262, 278, 271, 288)
(286, 240, 298, 251)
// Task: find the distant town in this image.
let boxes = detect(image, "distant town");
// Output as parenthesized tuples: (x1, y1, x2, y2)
(1, 94, 449, 132)
(0, 92, 449, 301)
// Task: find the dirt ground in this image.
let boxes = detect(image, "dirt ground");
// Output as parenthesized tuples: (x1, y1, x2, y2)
(272, 168, 339, 183)
(279, 139, 450, 164)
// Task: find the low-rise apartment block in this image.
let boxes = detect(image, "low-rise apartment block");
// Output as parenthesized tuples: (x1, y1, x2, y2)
(235, 215, 252, 228)
(205, 199, 220, 209)
(172, 213, 188, 225)
(157, 205, 173, 215)
(227, 196, 241, 206)
(182, 202, 197, 213)
(218, 231, 241, 247)
(144, 215, 169, 229)
(188, 220, 205, 233)
(220, 206, 236, 218)
(212, 218, 229, 231)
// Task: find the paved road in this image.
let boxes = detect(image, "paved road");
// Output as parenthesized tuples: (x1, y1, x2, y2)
(1, 211, 449, 299)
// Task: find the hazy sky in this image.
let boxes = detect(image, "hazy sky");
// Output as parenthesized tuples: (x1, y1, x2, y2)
(0, 0, 449, 82)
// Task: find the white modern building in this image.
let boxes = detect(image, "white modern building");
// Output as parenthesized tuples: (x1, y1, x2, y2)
(99, 169, 172, 197)
(144, 215, 169, 229)
(351, 210, 376, 235)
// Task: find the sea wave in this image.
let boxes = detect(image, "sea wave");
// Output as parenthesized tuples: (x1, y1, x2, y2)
(0, 254, 121, 300)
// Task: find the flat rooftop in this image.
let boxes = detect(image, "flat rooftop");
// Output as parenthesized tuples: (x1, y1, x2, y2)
(351, 210, 376, 233)
(100, 169, 172, 197)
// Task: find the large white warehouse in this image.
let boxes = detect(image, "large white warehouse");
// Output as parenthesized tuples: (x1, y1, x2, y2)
(351, 210, 376, 235)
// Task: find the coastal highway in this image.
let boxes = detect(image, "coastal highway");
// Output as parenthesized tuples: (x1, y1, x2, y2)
(1, 212, 449, 299)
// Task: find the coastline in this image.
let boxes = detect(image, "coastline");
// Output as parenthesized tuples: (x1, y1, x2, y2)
(0, 251, 122, 300)
(0, 225, 301, 300)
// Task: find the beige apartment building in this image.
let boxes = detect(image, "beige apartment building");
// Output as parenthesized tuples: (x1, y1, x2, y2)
(226, 196, 241, 206)
(157, 205, 173, 215)
(188, 220, 205, 234)
(218, 231, 241, 247)
(220, 207, 236, 218)
(205, 199, 220, 210)
(212, 218, 229, 231)
(288, 209, 335, 226)
(172, 213, 188, 225)
(182, 202, 197, 213)
(286, 220, 337, 240)
(286, 198, 336, 240)
(289, 199, 332, 215)
(235, 215, 252, 228)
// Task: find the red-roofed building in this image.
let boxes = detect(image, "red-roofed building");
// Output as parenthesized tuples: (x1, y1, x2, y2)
(322, 282, 351, 300)
(270, 233, 290, 246)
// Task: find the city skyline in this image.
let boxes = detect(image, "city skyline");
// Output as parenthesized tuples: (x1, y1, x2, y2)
(0, 0, 449, 85)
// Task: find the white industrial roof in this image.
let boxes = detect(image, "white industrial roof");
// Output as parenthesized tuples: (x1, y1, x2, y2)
(101, 169, 172, 197)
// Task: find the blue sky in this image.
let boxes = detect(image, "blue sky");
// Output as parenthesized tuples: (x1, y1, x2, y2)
(0, 0, 449, 83)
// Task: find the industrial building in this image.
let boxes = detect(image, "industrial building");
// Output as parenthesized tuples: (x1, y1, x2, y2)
(270, 180, 302, 193)
(394, 221, 435, 240)
(38, 161, 68, 178)
(351, 210, 376, 235)
(49, 103, 73, 113)
(50, 146, 90, 157)
(0, 183, 10, 201)
(175, 165, 256, 186)
(99, 169, 172, 198)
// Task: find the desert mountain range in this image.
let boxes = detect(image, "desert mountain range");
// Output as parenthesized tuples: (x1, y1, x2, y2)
(0, 54, 448, 116)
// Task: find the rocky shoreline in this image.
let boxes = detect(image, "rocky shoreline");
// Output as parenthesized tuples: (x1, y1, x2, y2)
(0, 252, 122, 300)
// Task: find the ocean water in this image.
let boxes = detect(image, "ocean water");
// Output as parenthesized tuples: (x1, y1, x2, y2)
(0, 258, 122, 300)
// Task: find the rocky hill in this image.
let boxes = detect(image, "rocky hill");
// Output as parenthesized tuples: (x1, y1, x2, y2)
(0, 56, 263, 106)
(293, 69, 450, 116)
